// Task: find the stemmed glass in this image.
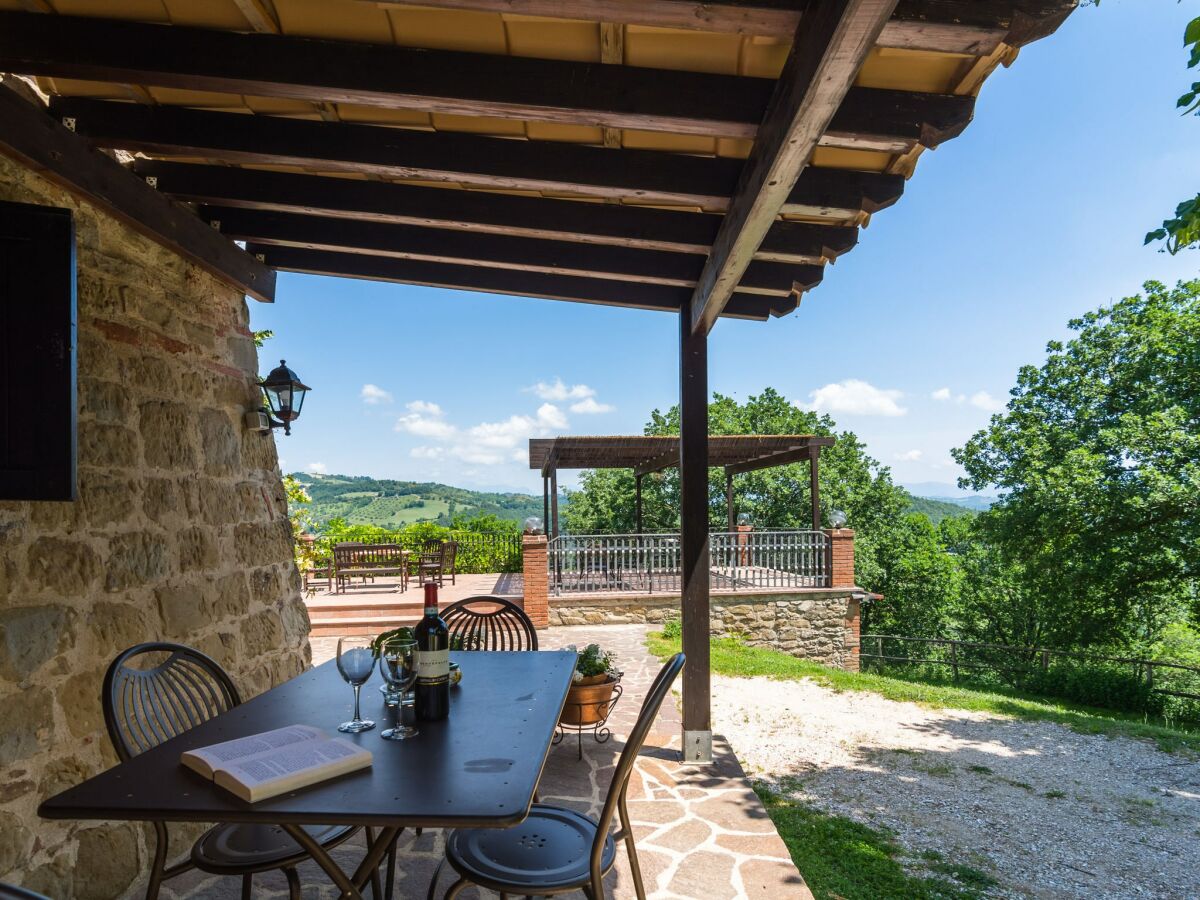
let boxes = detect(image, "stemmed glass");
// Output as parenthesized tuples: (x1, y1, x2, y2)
(336, 636, 376, 733)
(379, 637, 419, 741)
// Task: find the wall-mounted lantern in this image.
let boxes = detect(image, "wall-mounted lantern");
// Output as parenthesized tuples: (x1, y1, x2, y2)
(246, 359, 310, 436)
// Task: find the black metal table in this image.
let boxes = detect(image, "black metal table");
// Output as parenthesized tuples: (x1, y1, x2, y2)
(39, 650, 576, 899)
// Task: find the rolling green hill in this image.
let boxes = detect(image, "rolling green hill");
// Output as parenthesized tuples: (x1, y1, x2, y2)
(290, 472, 548, 529)
(903, 493, 976, 525)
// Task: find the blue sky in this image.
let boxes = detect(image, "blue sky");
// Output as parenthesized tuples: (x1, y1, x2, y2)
(251, 0, 1199, 497)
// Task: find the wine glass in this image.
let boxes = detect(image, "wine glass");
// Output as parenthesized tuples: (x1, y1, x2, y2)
(380, 637, 419, 741)
(336, 636, 376, 733)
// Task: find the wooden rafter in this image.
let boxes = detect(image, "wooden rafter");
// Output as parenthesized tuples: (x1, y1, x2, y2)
(0, 83, 274, 302)
(1, 14, 970, 148)
(135, 162, 858, 264)
(55, 99, 905, 220)
(362, 0, 1077, 52)
(690, 0, 898, 335)
(248, 244, 797, 320)
(205, 206, 823, 294)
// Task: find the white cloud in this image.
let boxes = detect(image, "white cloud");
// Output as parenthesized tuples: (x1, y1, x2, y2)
(808, 379, 907, 417)
(570, 397, 615, 415)
(970, 390, 1004, 412)
(395, 400, 456, 439)
(931, 387, 966, 404)
(895, 449, 923, 462)
(537, 403, 568, 430)
(305, 462, 328, 474)
(410, 446, 444, 459)
(528, 378, 594, 402)
(360, 383, 393, 405)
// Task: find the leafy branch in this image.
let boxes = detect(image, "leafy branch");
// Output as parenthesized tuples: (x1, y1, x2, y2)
(1145, 16, 1200, 254)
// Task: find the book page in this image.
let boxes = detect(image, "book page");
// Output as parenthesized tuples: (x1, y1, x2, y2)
(214, 737, 372, 803)
(180, 724, 326, 779)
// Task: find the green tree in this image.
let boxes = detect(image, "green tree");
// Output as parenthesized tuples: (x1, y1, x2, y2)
(1145, 15, 1200, 254)
(954, 280, 1200, 649)
(863, 513, 962, 639)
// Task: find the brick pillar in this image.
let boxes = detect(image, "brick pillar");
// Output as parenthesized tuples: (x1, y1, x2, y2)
(844, 594, 862, 672)
(521, 533, 550, 628)
(736, 522, 752, 566)
(825, 528, 856, 588)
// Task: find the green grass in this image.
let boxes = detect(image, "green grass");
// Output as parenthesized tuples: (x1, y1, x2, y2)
(754, 781, 996, 899)
(645, 632, 1200, 754)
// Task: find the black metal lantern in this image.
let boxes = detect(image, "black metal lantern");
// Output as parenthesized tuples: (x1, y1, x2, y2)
(259, 359, 310, 435)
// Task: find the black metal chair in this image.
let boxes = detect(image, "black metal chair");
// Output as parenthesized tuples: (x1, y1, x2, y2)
(427, 653, 686, 900)
(103, 643, 368, 900)
(441, 595, 539, 651)
(0, 883, 50, 899)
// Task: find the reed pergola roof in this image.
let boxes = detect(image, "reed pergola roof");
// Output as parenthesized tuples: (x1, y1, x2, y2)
(529, 434, 833, 476)
(0, 0, 1076, 332)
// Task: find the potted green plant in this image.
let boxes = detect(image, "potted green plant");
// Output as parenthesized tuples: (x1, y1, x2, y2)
(561, 643, 621, 726)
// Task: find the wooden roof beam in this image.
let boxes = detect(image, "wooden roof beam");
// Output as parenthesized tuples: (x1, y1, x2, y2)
(248, 244, 790, 321)
(54, 99, 905, 221)
(138, 163, 858, 264)
(725, 438, 836, 476)
(362, 1, 1077, 52)
(204, 206, 824, 295)
(634, 448, 681, 478)
(690, 0, 898, 336)
(0, 12, 968, 144)
(0, 83, 274, 302)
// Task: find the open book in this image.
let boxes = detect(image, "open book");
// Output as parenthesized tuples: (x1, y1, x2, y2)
(181, 725, 372, 803)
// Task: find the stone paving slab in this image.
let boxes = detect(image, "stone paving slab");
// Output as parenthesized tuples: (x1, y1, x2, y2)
(160, 625, 809, 899)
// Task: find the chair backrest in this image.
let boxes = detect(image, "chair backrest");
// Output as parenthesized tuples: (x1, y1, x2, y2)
(591, 654, 685, 864)
(0, 883, 50, 900)
(440, 595, 539, 651)
(103, 642, 241, 762)
(334, 543, 404, 567)
(442, 540, 458, 569)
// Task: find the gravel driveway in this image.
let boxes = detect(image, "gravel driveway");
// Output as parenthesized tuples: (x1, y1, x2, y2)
(710, 674, 1200, 899)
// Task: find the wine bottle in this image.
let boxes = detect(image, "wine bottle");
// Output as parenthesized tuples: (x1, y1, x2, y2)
(413, 582, 450, 721)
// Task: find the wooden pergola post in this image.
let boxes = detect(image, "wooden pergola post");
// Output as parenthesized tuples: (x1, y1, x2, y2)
(550, 468, 559, 538)
(635, 472, 644, 535)
(725, 469, 735, 533)
(809, 444, 821, 532)
(679, 304, 711, 763)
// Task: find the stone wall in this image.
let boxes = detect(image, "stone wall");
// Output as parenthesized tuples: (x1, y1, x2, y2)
(0, 153, 310, 898)
(549, 588, 863, 670)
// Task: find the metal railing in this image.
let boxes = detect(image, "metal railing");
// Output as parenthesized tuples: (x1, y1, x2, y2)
(310, 530, 522, 573)
(549, 530, 829, 595)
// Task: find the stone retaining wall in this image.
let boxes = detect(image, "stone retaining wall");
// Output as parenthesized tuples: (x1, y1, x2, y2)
(549, 588, 862, 670)
(0, 153, 309, 898)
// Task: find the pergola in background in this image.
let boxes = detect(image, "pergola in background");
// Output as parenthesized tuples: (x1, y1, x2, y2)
(529, 434, 835, 535)
(0, 0, 1077, 761)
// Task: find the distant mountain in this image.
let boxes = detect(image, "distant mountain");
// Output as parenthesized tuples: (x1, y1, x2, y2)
(902, 493, 977, 525)
(290, 472, 553, 529)
(931, 494, 995, 512)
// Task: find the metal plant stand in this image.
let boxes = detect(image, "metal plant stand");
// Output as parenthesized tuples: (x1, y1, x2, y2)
(553, 681, 623, 760)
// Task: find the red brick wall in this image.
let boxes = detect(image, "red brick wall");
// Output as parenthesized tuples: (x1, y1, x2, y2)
(825, 528, 856, 588)
(521, 534, 549, 628)
(844, 595, 862, 672)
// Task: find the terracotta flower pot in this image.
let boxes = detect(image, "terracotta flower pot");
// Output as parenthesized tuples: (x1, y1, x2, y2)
(561, 673, 620, 726)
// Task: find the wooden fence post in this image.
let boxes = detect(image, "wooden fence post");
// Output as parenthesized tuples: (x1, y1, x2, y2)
(950, 640, 959, 681)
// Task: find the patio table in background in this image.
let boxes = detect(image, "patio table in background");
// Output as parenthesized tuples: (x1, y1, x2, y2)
(39, 651, 576, 899)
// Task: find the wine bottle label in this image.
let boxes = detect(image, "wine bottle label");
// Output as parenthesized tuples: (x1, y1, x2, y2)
(415, 648, 449, 682)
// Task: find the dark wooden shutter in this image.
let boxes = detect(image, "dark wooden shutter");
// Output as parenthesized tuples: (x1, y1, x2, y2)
(0, 200, 77, 501)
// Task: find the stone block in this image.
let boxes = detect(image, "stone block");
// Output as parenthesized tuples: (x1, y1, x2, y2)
(80, 471, 138, 528)
(0, 686, 52, 766)
(157, 582, 212, 636)
(79, 420, 139, 469)
(200, 408, 239, 475)
(140, 400, 197, 469)
(74, 824, 141, 900)
(211, 572, 250, 618)
(235, 521, 292, 568)
(61, 669, 108, 739)
(200, 480, 241, 526)
(240, 609, 285, 659)
(178, 526, 219, 572)
(27, 536, 101, 595)
(81, 378, 133, 424)
(105, 531, 171, 591)
(248, 566, 284, 605)
(0, 605, 73, 680)
(0, 812, 33, 880)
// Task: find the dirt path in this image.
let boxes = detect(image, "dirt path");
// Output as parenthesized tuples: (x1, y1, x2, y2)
(710, 674, 1200, 899)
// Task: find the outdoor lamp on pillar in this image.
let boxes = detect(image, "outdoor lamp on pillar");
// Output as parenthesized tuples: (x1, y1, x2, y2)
(829, 509, 848, 528)
(250, 359, 310, 436)
(523, 516, 545, 535)
(736, 512, 752, 527)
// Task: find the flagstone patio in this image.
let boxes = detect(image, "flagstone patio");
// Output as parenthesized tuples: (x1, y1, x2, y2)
(163, 624, 809, 899)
